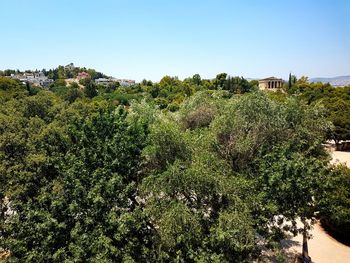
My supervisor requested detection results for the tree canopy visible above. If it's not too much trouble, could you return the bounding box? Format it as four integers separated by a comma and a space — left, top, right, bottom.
0, 71, 349, 262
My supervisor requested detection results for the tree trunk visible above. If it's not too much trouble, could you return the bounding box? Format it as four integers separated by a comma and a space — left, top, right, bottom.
302, 224, 311, 263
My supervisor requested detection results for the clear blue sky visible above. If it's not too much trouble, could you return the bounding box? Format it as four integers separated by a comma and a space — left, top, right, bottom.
1, 0, 349, 81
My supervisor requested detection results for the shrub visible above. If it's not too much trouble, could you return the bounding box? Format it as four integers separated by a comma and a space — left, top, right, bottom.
317, 164, 350, 238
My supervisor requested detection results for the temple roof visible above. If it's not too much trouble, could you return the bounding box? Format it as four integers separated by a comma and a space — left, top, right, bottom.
259, 77, 283, 81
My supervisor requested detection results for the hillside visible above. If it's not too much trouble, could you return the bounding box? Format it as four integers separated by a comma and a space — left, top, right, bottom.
310, 75, 350, 87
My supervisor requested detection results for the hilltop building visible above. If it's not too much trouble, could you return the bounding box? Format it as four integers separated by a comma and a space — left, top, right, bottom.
77, 72, 90, 80
64, 63, 75, 70
258, 77, 284, 91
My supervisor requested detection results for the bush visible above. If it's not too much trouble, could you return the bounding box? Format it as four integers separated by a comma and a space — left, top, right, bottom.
180, 91, 220, 130
183, 105, 216, 129
317, 164, 350, 238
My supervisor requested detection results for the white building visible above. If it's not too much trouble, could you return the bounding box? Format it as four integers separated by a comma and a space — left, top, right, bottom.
95, 77, 135, 87
11, 71, 53, 87
95, 78, 113, 85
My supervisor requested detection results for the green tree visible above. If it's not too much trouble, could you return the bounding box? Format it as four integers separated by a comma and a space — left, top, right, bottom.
0, 77, 28, 102
57, 65, 66, 79
211, 92, 330, 236
65, 87, 83, 103
52, 78, 67, 87
192, 74, 202, 85
0, 77, 22, 90
0, 99, 155, 262
84, 79, 98, 98
288, 72, 292, 89
317, 164, 350, 238
179, 91, 219, 130
107, 81, 120, 91
159, 75, 180, 88
142, 127, 256, 261
213, 73, 227, 88
323, 97, 350, 143
223, 76, 252, 94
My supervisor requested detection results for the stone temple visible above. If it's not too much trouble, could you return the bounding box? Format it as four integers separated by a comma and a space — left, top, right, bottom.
258, 77, 284, 91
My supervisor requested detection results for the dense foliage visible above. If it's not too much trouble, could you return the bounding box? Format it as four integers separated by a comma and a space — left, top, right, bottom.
0, 71, 349, 262
285, 76, 350, 143
317, 164, 350, 238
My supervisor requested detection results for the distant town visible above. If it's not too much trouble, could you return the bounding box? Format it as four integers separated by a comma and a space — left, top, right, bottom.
2, 63, 135, 88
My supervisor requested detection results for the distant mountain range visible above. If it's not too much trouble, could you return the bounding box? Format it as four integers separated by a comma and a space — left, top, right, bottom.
309, 75, 350, 87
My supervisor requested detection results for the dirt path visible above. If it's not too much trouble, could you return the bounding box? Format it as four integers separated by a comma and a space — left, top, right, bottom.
286, 223, 350, 263
331, 150, 350, 167
283, 151, 350, 263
